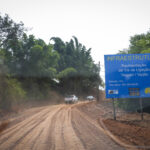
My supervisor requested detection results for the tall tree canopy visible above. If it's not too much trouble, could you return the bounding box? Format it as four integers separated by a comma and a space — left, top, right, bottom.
0, 14, 25, 48
119, 31, 150, 54
0, 13, 102, 110
51, 36, 102, 95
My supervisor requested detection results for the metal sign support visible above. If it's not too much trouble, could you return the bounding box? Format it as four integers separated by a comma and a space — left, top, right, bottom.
112, 98, 116, 120
139, 98, 143, 120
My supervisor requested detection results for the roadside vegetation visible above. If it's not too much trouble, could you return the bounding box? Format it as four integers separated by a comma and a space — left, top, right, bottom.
0, 13, 102, 111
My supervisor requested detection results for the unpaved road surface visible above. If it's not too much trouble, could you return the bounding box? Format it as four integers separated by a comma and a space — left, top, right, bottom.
0, 102, 125, 150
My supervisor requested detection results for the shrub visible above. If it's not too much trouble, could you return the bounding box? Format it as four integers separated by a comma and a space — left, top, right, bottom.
0, 76, 25, 110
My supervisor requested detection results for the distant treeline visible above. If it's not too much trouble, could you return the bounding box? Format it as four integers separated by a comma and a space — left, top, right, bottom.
0, 14, 102, 110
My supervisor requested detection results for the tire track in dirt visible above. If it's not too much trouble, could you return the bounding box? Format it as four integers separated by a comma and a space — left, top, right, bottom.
0, 102, 125, 150
48, 106, 66, 150
48, 105, 85, 150
0, 107, 51, 145
60, 106, 85, 150
0, 105, 64, 150
71, 107, 125, 150
31, 105, 65, 150
0, 106, 51, 138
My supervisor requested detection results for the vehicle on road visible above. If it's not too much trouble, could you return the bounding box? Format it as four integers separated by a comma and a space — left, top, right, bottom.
65, 95, 78, 104
86, 95, 95, 101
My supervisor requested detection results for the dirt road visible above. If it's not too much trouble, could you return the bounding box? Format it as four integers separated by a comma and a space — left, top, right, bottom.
0, 102, 125, 150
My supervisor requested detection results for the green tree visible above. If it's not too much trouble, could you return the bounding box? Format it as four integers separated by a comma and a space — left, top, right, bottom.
0, 76, 25, 110
128, 32, 150, 54
52, 36, 102, 95
0, 13, 25, 48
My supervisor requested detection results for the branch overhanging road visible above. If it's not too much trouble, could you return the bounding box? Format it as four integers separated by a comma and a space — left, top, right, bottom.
0, 102, 125, 150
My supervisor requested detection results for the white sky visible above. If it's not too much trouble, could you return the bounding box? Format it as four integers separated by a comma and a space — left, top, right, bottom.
0, 0, 150, 79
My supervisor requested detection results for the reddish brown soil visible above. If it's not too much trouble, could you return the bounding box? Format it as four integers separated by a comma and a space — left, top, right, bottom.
0, 101, 123, 150
102, 116, 150, 148
103, 119, 150, 146
0, 121, 9, 134
1, 99, 150, 150
79, 100, 150, 149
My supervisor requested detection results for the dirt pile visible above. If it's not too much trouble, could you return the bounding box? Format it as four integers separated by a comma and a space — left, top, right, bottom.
102, 118, 150, 147
0, 120, 9, 134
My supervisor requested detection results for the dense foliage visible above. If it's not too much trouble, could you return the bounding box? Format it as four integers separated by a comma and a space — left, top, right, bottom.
51, 36, 101, 95
0, 14, 102, 110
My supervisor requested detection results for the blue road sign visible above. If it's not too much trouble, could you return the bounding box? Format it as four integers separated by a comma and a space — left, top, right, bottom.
104, 54, 150, 98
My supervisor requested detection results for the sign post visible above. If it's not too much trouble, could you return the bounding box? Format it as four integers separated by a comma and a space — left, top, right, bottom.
139, 98, 143, 120
112, 98, 116, 120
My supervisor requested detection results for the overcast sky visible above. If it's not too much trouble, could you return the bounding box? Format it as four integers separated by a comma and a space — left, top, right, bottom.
0, 0, 150, 79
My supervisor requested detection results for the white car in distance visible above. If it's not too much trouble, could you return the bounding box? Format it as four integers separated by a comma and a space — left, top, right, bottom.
86, 96, 95, 101
65, 95, 78, 104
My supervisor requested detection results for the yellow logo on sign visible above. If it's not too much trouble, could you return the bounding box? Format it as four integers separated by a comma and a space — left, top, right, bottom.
145, 88, 150, 94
